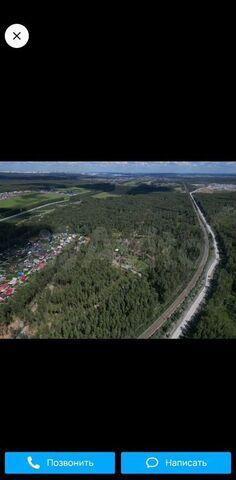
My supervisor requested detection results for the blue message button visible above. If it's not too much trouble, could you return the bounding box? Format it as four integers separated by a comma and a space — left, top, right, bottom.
5, 452, 115, 474
121, 452, 231, 475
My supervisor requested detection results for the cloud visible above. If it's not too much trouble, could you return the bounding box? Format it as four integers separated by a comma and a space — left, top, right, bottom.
0, 160, 236, 174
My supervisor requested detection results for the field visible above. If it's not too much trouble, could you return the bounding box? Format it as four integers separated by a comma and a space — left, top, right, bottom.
92, 192, 121, 199
0, 193, 66, 219
58, 187, 90, 194
122, 180, 140, 186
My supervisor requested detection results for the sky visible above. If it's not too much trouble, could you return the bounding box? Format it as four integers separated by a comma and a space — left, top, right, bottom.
0, 161, 236, 174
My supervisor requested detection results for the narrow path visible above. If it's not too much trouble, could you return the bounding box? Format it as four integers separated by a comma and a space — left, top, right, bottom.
0, 199, 68, 222
138, 190, 212, 339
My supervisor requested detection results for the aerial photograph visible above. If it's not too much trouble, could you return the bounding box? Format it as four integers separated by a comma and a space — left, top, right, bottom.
0, 160, 235, 339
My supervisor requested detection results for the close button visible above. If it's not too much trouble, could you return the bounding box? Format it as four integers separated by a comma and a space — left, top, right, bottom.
5, 24, 29, 48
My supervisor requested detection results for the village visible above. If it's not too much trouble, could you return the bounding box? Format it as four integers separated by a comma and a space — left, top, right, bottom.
0, 234, 145, 303
0, 233, 89, 304
0, 189, 80, 203
192, 183, 236, 193
0, 190, 32, 201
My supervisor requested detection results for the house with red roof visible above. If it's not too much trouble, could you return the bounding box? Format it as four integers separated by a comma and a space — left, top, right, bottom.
0, 284, 8, 293
5, 288, 15, 296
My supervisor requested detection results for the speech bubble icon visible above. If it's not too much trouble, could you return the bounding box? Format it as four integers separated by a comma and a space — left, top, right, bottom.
146, 457, 159, 468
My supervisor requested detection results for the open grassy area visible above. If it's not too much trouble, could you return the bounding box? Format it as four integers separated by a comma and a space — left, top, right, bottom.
127, 255, 149, 272
0, 193, 65, 219
122, 180, 141, 186
92, 192, 122, 199
59, 187, 90, 194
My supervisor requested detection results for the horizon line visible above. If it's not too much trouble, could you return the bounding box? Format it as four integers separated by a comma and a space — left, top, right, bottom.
1, 170, 236, 176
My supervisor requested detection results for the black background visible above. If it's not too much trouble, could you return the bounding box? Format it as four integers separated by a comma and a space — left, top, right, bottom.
0, 4, 235, 479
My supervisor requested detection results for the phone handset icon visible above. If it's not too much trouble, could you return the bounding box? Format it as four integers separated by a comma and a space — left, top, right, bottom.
27, 456, 41, 470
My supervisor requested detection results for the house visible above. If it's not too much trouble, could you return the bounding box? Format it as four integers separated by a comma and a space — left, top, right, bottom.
21, 276, 28, 282
17, 272, 24, 277
5, 287, 15, 296
0, 284, 8, 293
37, 263, 46, 270
9, 278, 18, 286
0, 296, 5, 303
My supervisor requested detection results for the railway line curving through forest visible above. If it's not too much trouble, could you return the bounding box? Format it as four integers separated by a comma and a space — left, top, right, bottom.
139, 189, 220, 339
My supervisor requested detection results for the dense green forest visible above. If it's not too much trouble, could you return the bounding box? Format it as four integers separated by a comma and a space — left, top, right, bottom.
0, 187, 204, 338
185, 192, 236, 338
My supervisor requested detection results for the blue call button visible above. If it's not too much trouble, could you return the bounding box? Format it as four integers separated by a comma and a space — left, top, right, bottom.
121, 452, 231, 475
5, 452, 115, 474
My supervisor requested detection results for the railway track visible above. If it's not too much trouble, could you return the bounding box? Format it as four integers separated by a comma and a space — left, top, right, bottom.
138, 190, 210, 339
